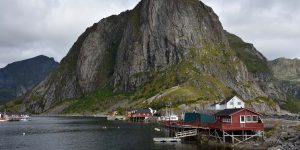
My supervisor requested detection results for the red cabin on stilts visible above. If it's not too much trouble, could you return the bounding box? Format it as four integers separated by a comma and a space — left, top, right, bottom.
212, 108, 264, 131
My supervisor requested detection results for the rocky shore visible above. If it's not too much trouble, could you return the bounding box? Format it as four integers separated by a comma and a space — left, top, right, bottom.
266, 125, 300, 150
247, 118, 300, 150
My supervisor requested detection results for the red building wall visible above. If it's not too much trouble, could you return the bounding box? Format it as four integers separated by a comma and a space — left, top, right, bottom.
214, 109, 264, 131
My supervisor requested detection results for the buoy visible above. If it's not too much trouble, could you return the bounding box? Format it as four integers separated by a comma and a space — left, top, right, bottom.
22, 132, 25, 136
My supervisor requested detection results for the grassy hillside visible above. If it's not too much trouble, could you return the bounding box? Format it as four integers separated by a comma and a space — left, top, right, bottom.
225, 31, 270, 74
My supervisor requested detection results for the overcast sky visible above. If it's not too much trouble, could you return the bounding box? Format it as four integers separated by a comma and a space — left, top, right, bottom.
0, 0, 299, 68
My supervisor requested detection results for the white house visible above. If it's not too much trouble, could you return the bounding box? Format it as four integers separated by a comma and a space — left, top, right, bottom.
210, 96, 245, 110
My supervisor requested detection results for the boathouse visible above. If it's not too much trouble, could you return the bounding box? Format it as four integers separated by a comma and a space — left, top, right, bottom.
127, 108, 156, 122
213, 108, 264, 131
184, 111, 216, 125
210, 96, 245, 110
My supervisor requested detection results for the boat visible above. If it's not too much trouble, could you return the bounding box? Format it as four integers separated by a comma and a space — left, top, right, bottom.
154, 128, 161, 131
20, 118, 30, 121
0, 119, 9, 122
158, 102, 179, 121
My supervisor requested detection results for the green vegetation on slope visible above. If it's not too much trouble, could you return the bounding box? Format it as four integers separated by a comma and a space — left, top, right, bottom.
246, 96, 277, 108
281, 96, 300, 113
131, 42, 235, 110
225, 31, 270, 74
0, 98, 23, 112
62, 88, 128, 114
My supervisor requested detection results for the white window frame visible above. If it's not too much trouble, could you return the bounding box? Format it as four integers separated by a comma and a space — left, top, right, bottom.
240, 115, 245, 123
246, 115, 252, 122
252, 115, 258, 122
222, 117, 231, 123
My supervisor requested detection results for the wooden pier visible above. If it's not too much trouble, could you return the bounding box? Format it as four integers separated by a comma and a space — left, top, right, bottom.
153, 137, 181, 142
175, 129, 198, 138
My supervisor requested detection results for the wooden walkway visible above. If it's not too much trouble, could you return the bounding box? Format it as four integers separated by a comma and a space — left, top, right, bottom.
175, 129, 198, 138
159, 121, 264, 146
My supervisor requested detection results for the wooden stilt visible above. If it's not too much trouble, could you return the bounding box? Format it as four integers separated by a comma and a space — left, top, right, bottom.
232, 131, 234, 144
223, 131, 225, 143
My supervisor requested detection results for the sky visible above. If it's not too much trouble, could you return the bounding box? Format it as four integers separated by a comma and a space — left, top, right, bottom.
0, 0, 299, 68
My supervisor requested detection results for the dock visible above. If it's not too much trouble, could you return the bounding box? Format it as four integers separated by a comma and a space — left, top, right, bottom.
175, 129, 198, 138
153, 137, 181, 142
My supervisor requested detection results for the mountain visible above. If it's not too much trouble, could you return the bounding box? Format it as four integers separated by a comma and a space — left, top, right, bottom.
267, 58, 300, 113
0, 55, 58, 103
269, 58, 300, 82
18, 0, 287, 114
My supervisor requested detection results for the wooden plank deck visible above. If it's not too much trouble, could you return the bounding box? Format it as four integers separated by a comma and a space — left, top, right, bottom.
153, 137, 181, 142
175, 129, 197, 138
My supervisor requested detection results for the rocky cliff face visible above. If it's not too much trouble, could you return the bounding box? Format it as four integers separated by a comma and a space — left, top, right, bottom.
269, 58, 300, 81
0, 55, 58, 103
23, 0, 278, 114
269, 58, 300, 100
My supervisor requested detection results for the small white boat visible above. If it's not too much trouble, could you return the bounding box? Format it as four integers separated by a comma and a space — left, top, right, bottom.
154, 128, 161, 132
0, 119, 9, 122
158, 115, 179, 121
20, 118, 30, 121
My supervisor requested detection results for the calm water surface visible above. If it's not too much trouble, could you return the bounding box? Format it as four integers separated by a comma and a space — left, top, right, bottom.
0, 117, 229, 150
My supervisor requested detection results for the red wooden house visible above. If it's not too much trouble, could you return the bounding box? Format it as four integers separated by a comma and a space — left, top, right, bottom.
212, 108, 264, 131
127, 108, 156, 122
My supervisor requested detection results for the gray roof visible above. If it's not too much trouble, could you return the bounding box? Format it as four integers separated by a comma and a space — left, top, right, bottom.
210, 96, 235, 106
219, 96, 235, 105
215, 108, 243, 116
196, 110, 219, 115
215, 108, 260, 116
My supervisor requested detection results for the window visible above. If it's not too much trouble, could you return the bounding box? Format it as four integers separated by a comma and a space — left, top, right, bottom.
240, 116, 245, 123
230, 102, 234, 105
222, 117, 231, 123
253, 116, 258, 122
237, 102, 241, 105
246, 116, 252, 122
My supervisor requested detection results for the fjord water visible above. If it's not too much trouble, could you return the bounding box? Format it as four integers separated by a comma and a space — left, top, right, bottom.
0, 117, 227, 150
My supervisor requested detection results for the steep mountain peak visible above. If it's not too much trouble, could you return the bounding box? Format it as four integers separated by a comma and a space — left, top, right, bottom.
21, 0, 270, 114
0, 55, 58, 103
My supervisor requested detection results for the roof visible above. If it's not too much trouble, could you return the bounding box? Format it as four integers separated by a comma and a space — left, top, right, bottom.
210, 96, 239, 106
219, 96, 235, 105
210, 102, 219, 106
215, 108, 243, 116
196, 110, 219, 115
215, 108, 261, 116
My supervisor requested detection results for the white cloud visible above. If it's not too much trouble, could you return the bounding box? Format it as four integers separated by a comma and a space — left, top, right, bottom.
202, 0, 300, 60
0, 0, 139, 68
0, 0, 299, 68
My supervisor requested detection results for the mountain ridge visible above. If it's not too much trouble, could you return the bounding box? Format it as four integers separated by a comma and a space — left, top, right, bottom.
0, 55, 58, 103
6, 0, 298, 114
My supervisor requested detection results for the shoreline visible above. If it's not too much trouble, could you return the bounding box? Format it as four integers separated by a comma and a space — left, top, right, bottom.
32, 114, 108, 118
